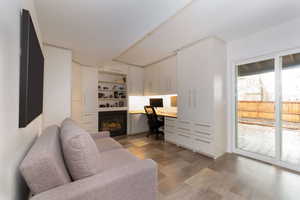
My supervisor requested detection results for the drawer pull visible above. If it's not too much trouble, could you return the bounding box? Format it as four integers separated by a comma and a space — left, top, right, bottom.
179, 121, 190, 124
166, 125, 175, 128
178, 134, 190, 138
195, 123, 211, 127
166, 118, 176, 122
195, 138, 210, 144
165, 131, 174, 134
194, 130, 211, 136
178, 127, 190, 131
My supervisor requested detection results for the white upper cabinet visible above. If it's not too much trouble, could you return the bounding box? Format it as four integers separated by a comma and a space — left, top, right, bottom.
81, 67, 98, 114
128, 66, 144, 96
144, 55, 177, 95
177, 38, 214, 123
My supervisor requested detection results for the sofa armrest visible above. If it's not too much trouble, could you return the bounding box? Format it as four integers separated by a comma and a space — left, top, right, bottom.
90, 131, 110, 140
31, 159, 157, 200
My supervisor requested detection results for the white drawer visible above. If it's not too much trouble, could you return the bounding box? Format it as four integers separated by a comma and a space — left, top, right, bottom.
193, 134, 212, 143
177, 121, 191, 132
192, 130, 212, 139
193, 137, 214, 156
165, 131, 177, 143
177, 133, 193, 147
165, 122, 176, 131
165, 118, 176, 127
193, 122, 212, 133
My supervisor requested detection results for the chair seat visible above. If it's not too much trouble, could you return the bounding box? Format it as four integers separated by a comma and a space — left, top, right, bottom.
94, 138, 122, 153
98, 149, 139, 171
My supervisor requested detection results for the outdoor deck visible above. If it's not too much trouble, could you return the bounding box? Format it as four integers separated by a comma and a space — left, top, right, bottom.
238, 123, 300, 164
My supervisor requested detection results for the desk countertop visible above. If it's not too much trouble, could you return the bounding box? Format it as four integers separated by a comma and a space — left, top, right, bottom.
128, 110, 177, 118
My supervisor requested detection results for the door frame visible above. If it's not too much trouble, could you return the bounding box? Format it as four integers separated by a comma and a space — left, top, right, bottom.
231, 48, 300, 172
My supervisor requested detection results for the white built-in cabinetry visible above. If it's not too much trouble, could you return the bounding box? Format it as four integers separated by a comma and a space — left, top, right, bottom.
144, 55, 177, 95
128, 66, 144, 96
164, 37, 227, 158
71, 62, 82, 123
80, 67, 98, 133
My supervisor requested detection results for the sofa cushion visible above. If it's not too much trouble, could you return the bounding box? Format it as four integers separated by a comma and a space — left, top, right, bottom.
19, 125, 71, 195
60, 118, 101, 180
98, 149, 139, 171
94, 138, 122, 152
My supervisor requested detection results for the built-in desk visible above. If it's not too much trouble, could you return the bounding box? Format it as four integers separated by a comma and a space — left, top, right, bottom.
128, 110, 177, 118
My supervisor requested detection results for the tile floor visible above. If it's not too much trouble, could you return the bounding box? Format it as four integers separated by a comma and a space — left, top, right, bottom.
116, 133, 300, 200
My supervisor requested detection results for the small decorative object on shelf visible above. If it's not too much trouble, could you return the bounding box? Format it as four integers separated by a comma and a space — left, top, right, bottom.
98, 72, 127, 110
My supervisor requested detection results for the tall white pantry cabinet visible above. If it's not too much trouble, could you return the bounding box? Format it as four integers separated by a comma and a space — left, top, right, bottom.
165, 37, 227, 158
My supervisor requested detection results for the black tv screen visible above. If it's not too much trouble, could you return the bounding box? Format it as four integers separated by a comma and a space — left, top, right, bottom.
19, 9, 44, 128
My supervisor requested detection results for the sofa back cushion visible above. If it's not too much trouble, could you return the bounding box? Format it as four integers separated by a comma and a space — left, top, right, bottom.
60, 118, 101, 180
19, 125, 71, 195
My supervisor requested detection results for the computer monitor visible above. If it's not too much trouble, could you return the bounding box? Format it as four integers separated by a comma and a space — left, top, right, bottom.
150, 98, 163, 107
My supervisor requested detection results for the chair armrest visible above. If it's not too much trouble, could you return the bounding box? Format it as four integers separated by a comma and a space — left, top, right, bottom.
90, 131, 110, 140
31, 159, 157, 200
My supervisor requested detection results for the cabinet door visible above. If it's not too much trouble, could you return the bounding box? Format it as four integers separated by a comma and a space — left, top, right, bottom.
81, 67, 98, 113
129, 114, 148, 134
177, 52, 193, 121
177, 39, 213, 124
151, 65, 161, 94
144, 66, 153, 95
128, 67, 144, 96
164, 56, 177, 94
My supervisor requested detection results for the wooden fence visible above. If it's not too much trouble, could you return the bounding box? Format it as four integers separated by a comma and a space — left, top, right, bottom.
238, 101, 300, 123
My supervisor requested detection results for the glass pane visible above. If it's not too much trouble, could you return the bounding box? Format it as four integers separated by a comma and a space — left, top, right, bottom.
237, 59, 276, 157
281, 53, 300, 164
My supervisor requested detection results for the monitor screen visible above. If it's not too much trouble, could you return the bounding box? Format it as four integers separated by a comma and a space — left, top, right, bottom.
150, 98, 163, 107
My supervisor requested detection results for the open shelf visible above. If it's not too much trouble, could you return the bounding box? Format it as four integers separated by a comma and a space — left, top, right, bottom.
98, 80, 126, 85
98, 107, 128, 112
98, 89, 127, 92
98, 98, 127, 101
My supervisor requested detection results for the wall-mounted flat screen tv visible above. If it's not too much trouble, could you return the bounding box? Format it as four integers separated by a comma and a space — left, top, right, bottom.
19, 9, 44, 128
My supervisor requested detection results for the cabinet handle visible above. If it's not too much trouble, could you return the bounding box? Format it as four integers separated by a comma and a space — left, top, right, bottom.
166, 125, 175, 128
193, 89, 197, 108
188, 89, 192, 108
195, 138, 210, 144
195, 123, 211, 127
178, 127, 190, 131
179, 120, 190, 124
165, 131, 174, 134
178, 134, 190, 138
194, 130, 211, 135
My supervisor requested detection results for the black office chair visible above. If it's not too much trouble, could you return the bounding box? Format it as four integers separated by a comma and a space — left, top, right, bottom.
144, 106, 164, 139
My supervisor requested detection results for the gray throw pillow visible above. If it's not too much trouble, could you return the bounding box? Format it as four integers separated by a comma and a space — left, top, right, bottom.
60, 118, 101, 180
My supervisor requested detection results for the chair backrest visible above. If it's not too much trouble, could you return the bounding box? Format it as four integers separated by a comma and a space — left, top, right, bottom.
144, 106, 159, 129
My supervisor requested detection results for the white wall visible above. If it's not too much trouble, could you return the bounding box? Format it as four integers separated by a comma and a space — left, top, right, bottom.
227, 17, 300, 152
0, 0, 43, 200
43, 45, 72, 127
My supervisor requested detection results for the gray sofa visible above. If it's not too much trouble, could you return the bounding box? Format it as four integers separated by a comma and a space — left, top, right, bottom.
19, 118, 157, 200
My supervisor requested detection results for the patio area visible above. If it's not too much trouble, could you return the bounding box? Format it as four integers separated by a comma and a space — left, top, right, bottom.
238, 123, 300, 165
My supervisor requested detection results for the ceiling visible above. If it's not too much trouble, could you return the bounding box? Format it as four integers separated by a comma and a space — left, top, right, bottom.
34, 0, 192, 66
116, 0, 300, 66
35, 0, 300, 67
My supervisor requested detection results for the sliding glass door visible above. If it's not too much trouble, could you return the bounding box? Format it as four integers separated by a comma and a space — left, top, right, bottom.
281, 53, 300, 165
235, 51, 300, 170
236, 59, 276, 158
